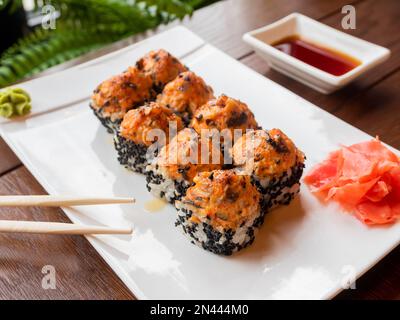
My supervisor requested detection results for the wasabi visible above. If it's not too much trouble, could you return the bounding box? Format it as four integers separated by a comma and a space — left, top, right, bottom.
0, 87, 31, 118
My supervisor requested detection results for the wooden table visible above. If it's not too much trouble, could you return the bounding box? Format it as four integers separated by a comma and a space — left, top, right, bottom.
1, 0, 399, 299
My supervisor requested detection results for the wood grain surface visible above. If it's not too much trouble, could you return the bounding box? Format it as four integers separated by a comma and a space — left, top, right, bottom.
0, 0, 399, 299
0, 167, 132, 299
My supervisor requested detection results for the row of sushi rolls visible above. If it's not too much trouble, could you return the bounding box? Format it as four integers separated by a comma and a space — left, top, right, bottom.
90, 49, 306, 256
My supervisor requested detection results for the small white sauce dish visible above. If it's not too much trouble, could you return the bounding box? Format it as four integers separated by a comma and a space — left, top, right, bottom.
242, 13, 391, 94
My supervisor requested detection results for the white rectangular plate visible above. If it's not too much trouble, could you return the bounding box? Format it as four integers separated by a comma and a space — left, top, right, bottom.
1, 26, 399, 300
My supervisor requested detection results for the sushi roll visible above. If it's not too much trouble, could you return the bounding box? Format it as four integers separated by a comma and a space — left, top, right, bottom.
156, 71, 214, 124
114, 102, 184, 173
175, 169, 262, 255
136, 49, 188, 94
145, 128, 223, 203
190, 94, 259, 163
91, 66, 153, 133
232, 129, 305, 211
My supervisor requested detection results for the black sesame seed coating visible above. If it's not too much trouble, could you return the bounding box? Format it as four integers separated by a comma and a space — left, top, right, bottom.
252, 161, 305, 214
114, 133, 153, 173
173, 161, 304, 255
175, 207, 260, 256
90, 103, 121, 134
145, 169, 191, 204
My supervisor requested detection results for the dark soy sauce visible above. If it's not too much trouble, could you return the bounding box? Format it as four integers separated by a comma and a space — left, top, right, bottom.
272, 35, 361, 76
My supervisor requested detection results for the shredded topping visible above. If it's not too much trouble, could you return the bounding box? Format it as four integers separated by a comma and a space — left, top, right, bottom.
190, 95, 258, 140
120, 102, 183, 146
157, 71, 214, 116
181, 170, 261, 230
232, 129, 304, 177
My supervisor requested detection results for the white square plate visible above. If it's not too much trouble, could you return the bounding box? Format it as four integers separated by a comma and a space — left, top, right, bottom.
243, 13, 391, 94
1, 26, 399, 299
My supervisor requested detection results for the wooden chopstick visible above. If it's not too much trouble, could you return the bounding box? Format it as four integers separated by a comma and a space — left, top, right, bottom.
0, 195, 135, 207
0, 220, 133, 235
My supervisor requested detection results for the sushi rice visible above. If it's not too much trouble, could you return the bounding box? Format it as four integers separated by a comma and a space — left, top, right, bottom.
90, 48, 307, 256
91, 49, 187, 133
175, 170, 263, 255
146, 128, 223, 203
114, 102, 183, 173
232, 128, 305, 214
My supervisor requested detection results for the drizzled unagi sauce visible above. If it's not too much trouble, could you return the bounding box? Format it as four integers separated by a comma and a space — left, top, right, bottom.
144, 198, 167, 212
272, 35, 361, 76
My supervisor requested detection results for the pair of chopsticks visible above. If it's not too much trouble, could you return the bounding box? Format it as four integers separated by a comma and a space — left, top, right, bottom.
0, 196, 134, 235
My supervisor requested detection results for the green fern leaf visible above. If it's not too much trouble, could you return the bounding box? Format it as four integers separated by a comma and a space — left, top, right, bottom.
0, 0, 217, 87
